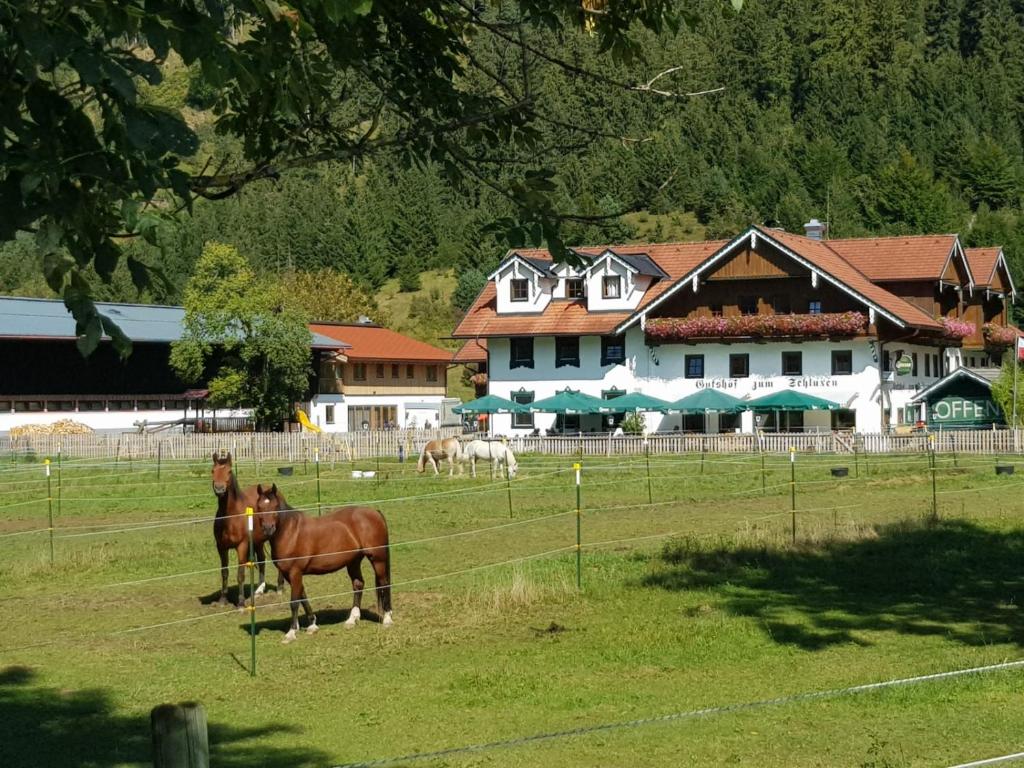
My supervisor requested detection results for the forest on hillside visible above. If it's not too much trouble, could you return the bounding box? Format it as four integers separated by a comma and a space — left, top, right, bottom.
5, 0, 1024, 329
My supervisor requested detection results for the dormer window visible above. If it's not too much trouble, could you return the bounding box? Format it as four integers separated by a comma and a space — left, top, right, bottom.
602, 276, 621, 299
510, 279, 529, 302
566, 278, 585, 299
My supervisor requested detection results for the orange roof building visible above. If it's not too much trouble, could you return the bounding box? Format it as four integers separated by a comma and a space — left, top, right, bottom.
453, 222, 1017, 436
306, 321, 453, 433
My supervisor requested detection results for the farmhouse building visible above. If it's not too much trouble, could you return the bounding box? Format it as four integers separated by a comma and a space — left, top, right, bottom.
0, 297, 449, 435
308, 321, 453, 432
452, 222, 1019, 434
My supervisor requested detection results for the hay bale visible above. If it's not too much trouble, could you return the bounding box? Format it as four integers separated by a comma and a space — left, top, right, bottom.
10, 419, 94, 437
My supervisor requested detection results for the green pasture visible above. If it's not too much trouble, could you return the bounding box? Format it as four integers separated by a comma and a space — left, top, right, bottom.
1, 449, 1024, 767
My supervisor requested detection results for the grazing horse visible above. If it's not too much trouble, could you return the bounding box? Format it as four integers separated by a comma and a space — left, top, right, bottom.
416, 437, 462, 476
210, 452, 281, 607
256, 483, 393, 643
463, 439, 518, 479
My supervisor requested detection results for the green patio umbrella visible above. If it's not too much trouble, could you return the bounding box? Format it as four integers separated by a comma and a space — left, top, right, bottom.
746, 390, 841, 411
452, 394, 527, 414
667, 389, 747, 414
529, 388, 606, 414
598, 391, 673, 413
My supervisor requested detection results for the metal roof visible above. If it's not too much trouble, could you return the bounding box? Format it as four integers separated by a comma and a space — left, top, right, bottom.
0, 296, 347, 349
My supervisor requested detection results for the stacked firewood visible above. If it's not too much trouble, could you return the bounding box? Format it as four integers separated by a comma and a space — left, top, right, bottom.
10, 419, 94, 437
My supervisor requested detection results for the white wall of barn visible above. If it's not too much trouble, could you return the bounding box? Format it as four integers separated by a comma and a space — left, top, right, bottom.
0, 406, 249, 435
485, 330, 948, 435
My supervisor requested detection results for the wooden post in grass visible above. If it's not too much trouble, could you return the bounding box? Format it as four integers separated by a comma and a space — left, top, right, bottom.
56, 445, 62, 519
315, 449, 322, 517
644, 438, 653, 505
929, 435, 938, 523
853, 443, 859, 478
246, 506, 256, 677
952, 432, 958, 468
157, 441, 162, 481
574, 462, 582, 590
45, 459, 54, 566
151, 702, 209, 768
789, 446, 797, 544
700, 438, 706, 475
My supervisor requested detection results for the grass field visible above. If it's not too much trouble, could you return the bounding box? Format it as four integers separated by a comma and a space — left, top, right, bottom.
1, 449, 1024, 767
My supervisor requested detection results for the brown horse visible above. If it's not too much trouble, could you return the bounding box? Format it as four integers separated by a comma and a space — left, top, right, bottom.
256, 483, 393, 644
210, 452, 281, 607
416, 436, 462, 476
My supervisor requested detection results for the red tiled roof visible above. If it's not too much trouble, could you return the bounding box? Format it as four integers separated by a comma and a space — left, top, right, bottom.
757, 228, 944, 330
964, 247, 1001, 287
453, 241, 726, 338
453, 338, 488, 364
826, 235, 959, 282
453, 229, 984, 339
310, 323, 452, 362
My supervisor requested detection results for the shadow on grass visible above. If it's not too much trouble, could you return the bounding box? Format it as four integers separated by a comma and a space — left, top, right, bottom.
643, 519, 1024, 650
0, 665, 330, 768
242, 607, 386, 637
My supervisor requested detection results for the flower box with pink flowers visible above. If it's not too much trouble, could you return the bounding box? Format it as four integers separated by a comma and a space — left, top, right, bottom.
940, 318, 976, 340
982, 323, 1018, 347
645, 312, 868, 342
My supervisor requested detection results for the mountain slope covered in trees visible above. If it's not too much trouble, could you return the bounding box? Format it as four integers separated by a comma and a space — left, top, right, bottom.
5, 0, 1024, 328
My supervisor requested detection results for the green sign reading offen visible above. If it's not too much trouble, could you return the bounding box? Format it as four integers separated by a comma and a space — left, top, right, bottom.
929, 396, 1003, 426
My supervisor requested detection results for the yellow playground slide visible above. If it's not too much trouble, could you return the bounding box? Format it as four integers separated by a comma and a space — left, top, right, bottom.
296, 409, 322, 432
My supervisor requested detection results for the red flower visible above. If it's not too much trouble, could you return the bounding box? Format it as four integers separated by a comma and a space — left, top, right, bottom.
645, 312, 867, 341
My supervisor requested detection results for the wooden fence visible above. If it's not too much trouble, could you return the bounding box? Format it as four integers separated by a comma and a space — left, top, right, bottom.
0, 428, 462, 462
2, 428, 1022, 460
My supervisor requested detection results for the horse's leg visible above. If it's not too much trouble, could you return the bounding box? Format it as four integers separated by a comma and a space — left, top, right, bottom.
300, 588, 317, 634
235, 540, 248, 609
282, 570, 303, 644
470, 454, 476, 479
254, 542, 267, 596
429, 454, 439, 475
369, 553, 393, 626
217, 547, 229, 605
345, 560, 364, 628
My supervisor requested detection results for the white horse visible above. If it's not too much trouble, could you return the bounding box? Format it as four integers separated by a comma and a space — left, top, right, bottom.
463, 439, 518, 479
416, 437, 463, 477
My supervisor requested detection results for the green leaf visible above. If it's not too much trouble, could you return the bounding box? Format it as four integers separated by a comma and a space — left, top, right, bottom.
126, 256, 150, 292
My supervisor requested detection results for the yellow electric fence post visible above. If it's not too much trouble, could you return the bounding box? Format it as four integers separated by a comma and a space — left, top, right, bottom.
574, 462, 582, 590
45, 459, 53, 565
789, 446, 797, 544
246, 506, 256, 677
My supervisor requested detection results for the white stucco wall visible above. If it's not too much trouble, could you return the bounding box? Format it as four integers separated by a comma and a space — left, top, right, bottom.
486, 331, 948, 435
0, 406, 250, 435
494, 261, 551, 314
309, 394, 446, 433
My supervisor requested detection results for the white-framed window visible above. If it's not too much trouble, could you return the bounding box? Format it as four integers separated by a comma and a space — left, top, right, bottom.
602, 275, 621, 299
510, 279, 529, 302
325, 405, 335, 424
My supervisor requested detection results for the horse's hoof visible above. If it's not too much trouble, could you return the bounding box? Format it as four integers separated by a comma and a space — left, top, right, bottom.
306, 622, 319, 635
344, 606, 361, 628
254, 582, 267, 597
382, 611, 393, 627
236, 603, 247, 612
282, 629, 298, 644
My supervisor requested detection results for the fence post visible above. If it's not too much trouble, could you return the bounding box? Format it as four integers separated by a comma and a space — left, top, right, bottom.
644, 438, 653, 505
853, 442, 859, 478
952, 432, 958, 468
929, 435, 938, 523
789, 446, 796, 544
151, 702, 209, 768
700, 438, 706, 475
157, 441, 162, 481
56, 444, 62, 519
45, 459, 54, 566
315, 449, 322, 517
246, 506, 256, 677
574, 461, 582, 590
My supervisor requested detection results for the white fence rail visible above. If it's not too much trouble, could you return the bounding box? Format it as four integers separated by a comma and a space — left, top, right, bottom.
0, 428, 462, 462
1, 428, 1022, 460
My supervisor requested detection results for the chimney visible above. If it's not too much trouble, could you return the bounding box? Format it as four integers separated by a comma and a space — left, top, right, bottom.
804, 218, 827, 240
